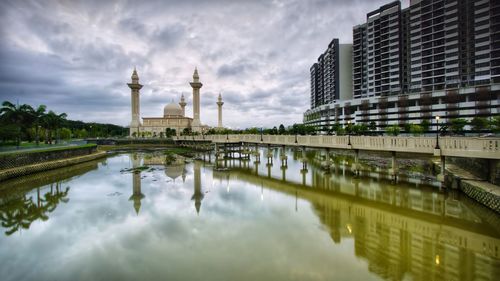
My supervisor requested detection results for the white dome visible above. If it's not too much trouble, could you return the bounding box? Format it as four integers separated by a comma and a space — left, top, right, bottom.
164, 102, 182, 117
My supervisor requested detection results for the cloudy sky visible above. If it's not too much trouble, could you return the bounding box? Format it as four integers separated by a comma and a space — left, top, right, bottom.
0, 0, 396, 128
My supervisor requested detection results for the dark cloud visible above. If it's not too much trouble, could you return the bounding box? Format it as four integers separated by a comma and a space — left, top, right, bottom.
0, 0, 391, 127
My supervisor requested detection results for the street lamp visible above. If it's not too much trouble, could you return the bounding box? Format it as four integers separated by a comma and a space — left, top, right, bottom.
435, 116, 440, 149
260, 125, 263, 142
347, 120, 351, 146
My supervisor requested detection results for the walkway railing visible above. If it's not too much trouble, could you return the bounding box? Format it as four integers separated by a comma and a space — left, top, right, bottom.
174, 134, 500, 159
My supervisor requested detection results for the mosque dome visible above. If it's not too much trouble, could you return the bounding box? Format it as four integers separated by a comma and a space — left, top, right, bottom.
164, 102, 183, 117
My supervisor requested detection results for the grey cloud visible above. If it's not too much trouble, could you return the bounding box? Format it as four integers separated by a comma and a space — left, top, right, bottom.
0, 0, 390, 127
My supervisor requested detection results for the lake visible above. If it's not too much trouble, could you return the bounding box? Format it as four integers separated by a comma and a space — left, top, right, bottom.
0, 148, 499, 281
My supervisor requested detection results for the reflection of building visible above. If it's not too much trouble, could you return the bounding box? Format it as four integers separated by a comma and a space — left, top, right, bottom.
216, 168, 500, 281
143, 154, 186, 182
192, 161, 204, 214
129, 154, 145, 214
128, 68, 219, 136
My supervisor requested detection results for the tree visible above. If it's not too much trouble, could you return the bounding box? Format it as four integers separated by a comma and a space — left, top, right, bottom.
181, 127, 192, 136
352, 124, 368, 135
403, 123, 411, 133
30, 105, 47, 146
490, 116, 500, 134
369, 121, 377, 133
42, 111, 67, 144
278, 124, 286, 135
386, 125, 400, 136
420, 119, 431, 133
165, 128, 177, 137
470, 117, 488, 135
60, 128, 72, 140
449, 118, 467, 135
0, 101, 34, 148
409, 124, 424, 136
271, 126, 278, 135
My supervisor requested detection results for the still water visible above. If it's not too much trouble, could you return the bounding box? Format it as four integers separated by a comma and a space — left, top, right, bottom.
0, 149, 499, 281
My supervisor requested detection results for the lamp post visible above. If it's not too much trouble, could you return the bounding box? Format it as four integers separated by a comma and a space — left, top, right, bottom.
435, 116, 440, 149
347, 120, 351, 146
260, 125, 263, 142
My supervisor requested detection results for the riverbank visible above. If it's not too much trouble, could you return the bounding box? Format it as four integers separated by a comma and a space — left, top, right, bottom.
0, 144, 102, 182
0, 151, 107, 182
439, 162, 500, 213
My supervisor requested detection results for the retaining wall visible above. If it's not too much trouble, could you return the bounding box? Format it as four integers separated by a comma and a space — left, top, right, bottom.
0, 144, 97, 170
0, 151, 107, 182
460, 180, 500, 213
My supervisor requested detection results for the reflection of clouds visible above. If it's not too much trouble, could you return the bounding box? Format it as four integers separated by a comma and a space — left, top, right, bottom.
5, 152, 499, 281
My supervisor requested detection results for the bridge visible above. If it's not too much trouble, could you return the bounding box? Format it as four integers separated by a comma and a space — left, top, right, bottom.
175, 134, 500, 185
174, 134, 500, 159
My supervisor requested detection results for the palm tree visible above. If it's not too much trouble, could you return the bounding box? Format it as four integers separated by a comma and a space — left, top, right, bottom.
0, 195, 35, 235
30, 105, 47, 146
0, 101, 34, 148
42, 110, 67, 144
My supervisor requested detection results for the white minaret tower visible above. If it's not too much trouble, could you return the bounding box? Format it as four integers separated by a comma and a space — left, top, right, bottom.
190, 68, 203, 132
128, 67, 143, 137
216, 92, 224, 128
179, 93, 187, 117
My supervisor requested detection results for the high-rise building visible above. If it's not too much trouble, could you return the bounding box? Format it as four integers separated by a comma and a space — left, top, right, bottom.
304, 0, 499, 132
310, 39, 353, 109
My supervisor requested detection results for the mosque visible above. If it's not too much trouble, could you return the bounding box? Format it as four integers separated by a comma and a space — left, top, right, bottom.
127, 67, 224, 137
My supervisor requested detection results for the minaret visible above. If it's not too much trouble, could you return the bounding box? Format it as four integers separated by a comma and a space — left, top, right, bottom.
189, 68, 203, 132
216, 92, 224, 129
127, 67, 143, 137
179, 93, 187, 117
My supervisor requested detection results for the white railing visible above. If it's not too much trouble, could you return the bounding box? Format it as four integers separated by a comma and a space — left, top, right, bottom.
174, 134, 500, 159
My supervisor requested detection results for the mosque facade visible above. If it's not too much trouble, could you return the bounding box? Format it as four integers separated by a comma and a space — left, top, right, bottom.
127, 67, 223, 137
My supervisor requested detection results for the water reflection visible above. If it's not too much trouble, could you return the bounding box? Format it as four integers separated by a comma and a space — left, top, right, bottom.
0, 151, 498, 281
0, 160, 99, 236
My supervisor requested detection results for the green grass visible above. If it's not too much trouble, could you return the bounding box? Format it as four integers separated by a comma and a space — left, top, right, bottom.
0, 144, 97, 156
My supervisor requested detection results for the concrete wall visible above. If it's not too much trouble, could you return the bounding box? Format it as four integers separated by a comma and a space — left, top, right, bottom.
449, 157, 500, 185
339, 44, 353, 101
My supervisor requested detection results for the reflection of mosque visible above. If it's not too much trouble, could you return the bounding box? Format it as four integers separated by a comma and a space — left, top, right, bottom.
129, 153, 203, 215
212, 156, 500, 281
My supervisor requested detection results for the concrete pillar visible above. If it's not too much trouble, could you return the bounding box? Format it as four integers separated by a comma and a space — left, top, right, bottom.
267, 162, 272, 178
267, 144, 273, 165
280, 145, 287, 167
324, 148, 331, 171
354, 149, 360, 176
391, 151, 398, 181
301, 169, 307, 186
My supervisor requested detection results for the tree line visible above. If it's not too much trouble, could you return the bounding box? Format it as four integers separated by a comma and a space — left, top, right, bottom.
0, 101, 127, 146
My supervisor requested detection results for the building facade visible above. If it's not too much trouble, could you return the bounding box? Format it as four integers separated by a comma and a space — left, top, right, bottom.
304, 0, 500, 132
310, 39, 353, 109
